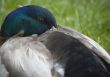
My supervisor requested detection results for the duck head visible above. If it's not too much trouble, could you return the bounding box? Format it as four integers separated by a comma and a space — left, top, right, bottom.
0, 5, 57, 40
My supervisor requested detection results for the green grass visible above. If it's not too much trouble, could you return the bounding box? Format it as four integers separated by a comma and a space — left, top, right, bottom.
0, 0, 110, 52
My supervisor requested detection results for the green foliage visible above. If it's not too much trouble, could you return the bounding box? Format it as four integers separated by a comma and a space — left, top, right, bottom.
0, 0, 110, 52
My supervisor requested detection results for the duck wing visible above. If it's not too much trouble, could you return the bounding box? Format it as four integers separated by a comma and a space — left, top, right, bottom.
57, 26, 110, 63
38, 26, 110, 77
57, 26, 110, 71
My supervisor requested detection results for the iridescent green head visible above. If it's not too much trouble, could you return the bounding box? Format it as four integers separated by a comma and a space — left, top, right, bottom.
0, 5, 57, 38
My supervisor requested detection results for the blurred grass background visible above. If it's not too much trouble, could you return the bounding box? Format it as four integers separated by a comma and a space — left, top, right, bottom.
0, 0, 110, 52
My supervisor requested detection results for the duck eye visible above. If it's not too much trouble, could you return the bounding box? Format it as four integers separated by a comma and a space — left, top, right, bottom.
37, 16, 44, 22
32, 15, 49, 25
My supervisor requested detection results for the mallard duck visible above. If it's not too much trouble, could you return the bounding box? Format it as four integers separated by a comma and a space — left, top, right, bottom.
0, 5, 110, 77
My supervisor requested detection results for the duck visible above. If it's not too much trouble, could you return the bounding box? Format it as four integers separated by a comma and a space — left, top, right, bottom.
0, 5, 110, 77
